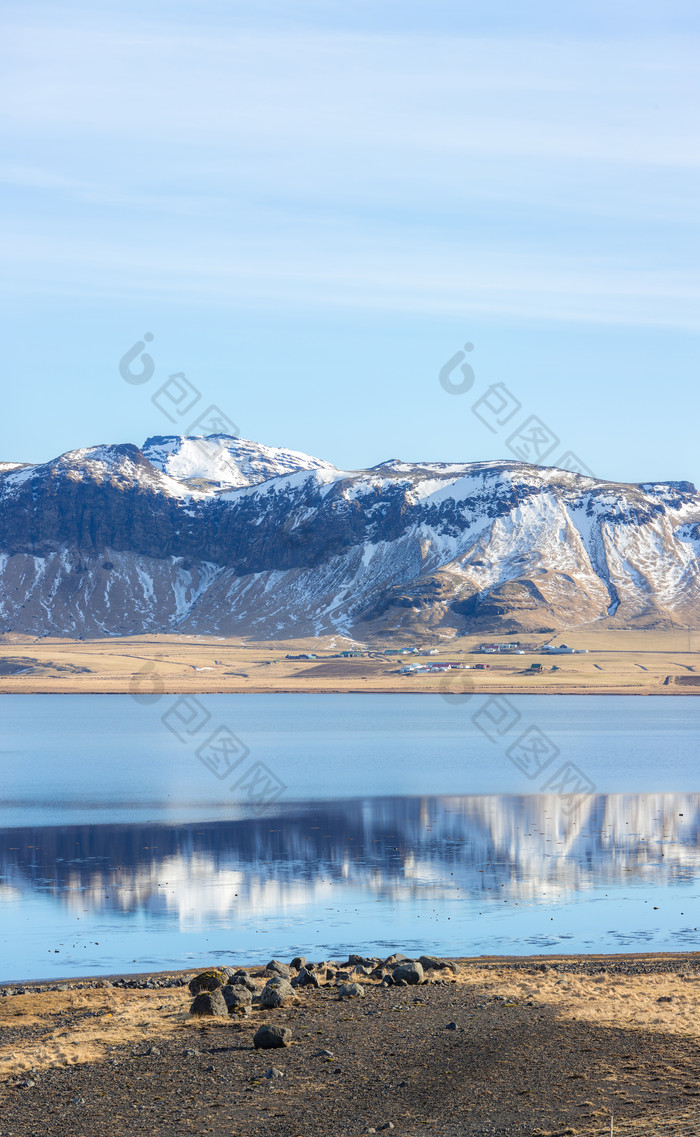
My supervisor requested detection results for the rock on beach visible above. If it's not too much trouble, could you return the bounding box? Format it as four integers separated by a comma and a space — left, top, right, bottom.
189, 988, 228, 1017
254, 1024, 292, 1049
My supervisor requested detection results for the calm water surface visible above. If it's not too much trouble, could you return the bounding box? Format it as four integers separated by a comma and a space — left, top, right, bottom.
0, 694, 698, 980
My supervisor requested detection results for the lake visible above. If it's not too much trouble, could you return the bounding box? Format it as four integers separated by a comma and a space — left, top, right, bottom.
1, 694, 699, 981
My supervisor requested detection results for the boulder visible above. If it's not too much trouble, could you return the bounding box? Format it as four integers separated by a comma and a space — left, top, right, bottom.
266, 959, 292, 979
222, 984, 252, 1010
259, 978, 296, 1008
383, 953, 410, 968
291, 967, 320, 989
337, 982, 365, 999
290, 956, 306, 970
392, 961, 424, 985
348, 954, 376, 968
189, 988, 228, 1017
188, 970, 225, 996
254, 1024, 292, 1049
419, 956, 459, 975
230, 975, 256, 992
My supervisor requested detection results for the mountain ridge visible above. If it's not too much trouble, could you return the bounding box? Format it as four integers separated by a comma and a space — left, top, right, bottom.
0, 434, 698, 639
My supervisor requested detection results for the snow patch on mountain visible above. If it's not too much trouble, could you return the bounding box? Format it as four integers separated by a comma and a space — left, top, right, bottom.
142, 434, 336, 492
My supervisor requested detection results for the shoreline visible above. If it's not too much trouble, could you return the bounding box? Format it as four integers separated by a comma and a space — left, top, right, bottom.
3, 949, 699, 989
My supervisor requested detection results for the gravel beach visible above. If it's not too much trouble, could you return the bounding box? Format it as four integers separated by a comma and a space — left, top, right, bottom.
2, 952, 700, 1137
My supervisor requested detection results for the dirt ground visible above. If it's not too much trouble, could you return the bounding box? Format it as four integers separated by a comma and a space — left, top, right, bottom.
0, 629, 699, 695
2, 953, 700, 1136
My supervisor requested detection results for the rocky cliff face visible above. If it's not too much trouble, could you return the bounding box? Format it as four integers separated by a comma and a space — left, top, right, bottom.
0, 434, 698, 638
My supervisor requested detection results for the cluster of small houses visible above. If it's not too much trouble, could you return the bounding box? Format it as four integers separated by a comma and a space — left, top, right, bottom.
474, 641, 587, 656
285, 642, 588, 676
397, 642, 588, 676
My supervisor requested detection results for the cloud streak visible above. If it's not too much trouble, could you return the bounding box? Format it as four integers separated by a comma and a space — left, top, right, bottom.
1, 11, 698, 326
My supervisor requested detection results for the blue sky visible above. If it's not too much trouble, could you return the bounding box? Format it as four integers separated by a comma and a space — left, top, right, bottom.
2, 0, 699, 483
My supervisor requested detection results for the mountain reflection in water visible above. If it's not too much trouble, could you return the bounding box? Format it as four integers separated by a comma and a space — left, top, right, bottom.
2, 793, 699, 928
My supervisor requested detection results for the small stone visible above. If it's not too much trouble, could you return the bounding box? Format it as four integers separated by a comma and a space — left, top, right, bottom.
184, 1048, 200, 1057
311, 1048, 334, 1058
445, 1022, 457, 1030
337, 982, 365, 999
254, 1024, 292, 1049
145, 1045, 161, 1056
378, 1124, 395, 1131
265, 1067, 285, 1078
189, 988, 228, 1017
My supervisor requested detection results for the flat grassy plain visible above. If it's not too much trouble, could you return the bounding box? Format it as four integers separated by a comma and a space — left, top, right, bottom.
0, 628, 699, 694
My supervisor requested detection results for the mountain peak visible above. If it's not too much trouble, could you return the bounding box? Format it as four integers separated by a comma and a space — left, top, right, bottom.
141, 434, 335, 492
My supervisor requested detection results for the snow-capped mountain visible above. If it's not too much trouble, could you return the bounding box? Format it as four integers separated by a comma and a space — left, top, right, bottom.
0, 434, 698, 638
141, 434, 335, 491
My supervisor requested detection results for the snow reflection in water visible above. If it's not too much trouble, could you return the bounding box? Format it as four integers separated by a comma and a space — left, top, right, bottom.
1, 791, 699, 980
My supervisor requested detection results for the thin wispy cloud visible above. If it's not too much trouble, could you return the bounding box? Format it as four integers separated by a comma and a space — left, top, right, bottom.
1, 8, 698, 326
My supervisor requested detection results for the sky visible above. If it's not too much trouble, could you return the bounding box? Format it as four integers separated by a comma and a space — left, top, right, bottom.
2, 0, 699, 484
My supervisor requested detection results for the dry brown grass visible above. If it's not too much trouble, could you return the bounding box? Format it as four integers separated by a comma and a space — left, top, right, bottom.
0, 628, 698, 694
0, 986, 193, 1078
